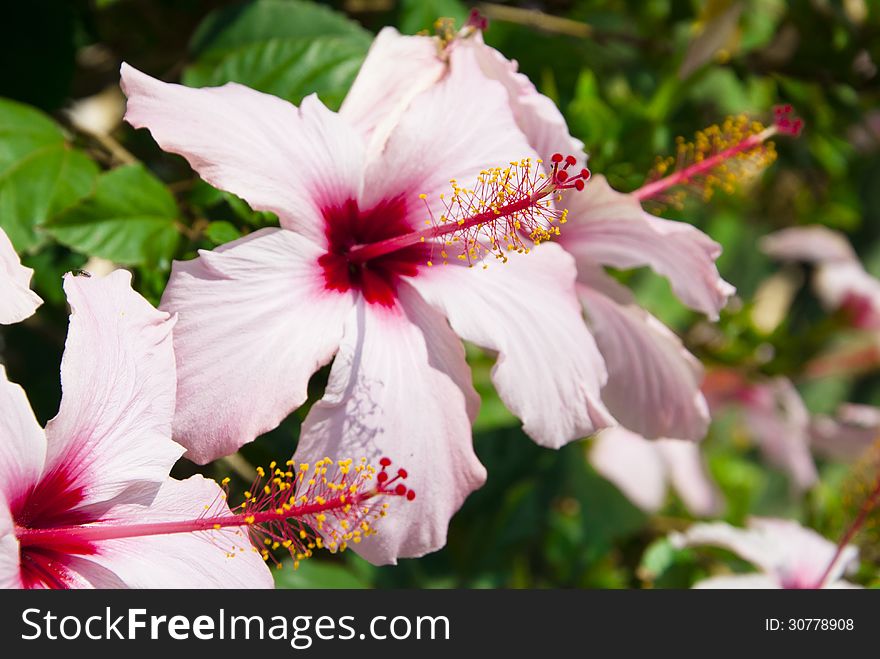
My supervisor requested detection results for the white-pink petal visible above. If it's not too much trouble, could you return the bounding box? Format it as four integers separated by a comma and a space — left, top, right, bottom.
559, 175, 735, 319
0, 496, 22, 589
590, 428, 667, 513
411, 243, 612, 448
578, 282, 710, 441
456, 34, 586, 161
339, 27, 447, 158
73, 476, 274, 588
43, 271, 183, 508
0, 227, 42, 324
659, 439, 722, 517
160, 229, 354, 463
121, 64, 364, 247
590, 427, 721, 516
0, 365, 47, 507
294, 293, 486, 565
361, 43, 536, 220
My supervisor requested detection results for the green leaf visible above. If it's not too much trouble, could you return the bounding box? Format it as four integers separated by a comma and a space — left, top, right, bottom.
43, 164, 180, 268
399, 0, 468, 35
184, 36, 368, 111
274, 559, 371, 589
0, 98, 99, 252
190, 0, 371, 63
205, 220, 242, 246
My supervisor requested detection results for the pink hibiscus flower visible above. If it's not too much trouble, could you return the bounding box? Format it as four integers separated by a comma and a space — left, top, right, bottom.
0, 226, 42, 324
1, 271, 274, 588
3, 271, 407, 587
671, 517, 860, 589
121, 40, 613, 563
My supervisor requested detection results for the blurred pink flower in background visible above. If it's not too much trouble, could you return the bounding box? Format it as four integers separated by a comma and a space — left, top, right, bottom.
810, 403, 880, 461
761, 225, 880, 330
671, 517, 860, 588
121, 44, 612, 564
704, 373, 818, 491
0, 226, 42, 324
590, 427, 722, 516
1, 271, 272, 588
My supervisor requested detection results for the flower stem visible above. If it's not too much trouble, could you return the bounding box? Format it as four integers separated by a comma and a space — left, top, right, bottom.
15, 491, 375, 547
346, 194, 543, 263
814, 473, 880, 588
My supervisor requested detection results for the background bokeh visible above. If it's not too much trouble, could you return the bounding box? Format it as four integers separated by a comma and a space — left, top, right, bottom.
2, 0, 879, 587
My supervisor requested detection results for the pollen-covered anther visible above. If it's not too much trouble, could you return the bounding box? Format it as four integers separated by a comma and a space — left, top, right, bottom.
636, 110, 798, 207
773, 104, 804, 137
418, 154, 590, 266
223, 456, 414, 569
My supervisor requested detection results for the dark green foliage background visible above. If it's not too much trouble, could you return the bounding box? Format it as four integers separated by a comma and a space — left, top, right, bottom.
2, 0, 879, 588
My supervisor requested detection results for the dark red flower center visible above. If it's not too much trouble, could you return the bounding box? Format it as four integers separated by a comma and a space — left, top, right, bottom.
11, 467, 97, 589
318, 197, 430, 307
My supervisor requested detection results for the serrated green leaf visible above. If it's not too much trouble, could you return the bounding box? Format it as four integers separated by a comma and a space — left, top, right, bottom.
0, 98, 99, 252
399, 0, 468, 35
183, 36, 368, 111
43, 164, 179, 268
190, 0, 371, 63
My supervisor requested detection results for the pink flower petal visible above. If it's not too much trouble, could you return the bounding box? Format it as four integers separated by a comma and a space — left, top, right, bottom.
70, 475, 274, 588
658, 439, 722, 517
294, 292, 486, 565
590, 427, 667, 513
339, 27, 446, 157
0, 227, 42, 324
161, 229, 354, 463
0, 497, 23, 588
760, 225, 857, 264
411, 243, 612, 448
0, 365, 46, 507
361, 44, 536, 220
42, 271, 182, 508
458, 34, 586, 161
559, 175, 735, 319
121, 63, 364, 246
578, 282, 710, 441
590, 427, 721, 516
